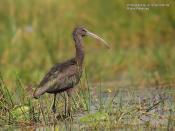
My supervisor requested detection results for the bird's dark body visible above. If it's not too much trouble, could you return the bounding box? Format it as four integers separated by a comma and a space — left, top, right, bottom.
34, 58, 82, 96
33, 27, 85, 98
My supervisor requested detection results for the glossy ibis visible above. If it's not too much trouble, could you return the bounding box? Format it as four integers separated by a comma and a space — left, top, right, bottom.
33, 26, 110, 115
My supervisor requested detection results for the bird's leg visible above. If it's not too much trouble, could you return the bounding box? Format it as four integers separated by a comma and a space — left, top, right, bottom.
52, 93, 57, 113
64, 92, 67, 116
66, 88, 73, 117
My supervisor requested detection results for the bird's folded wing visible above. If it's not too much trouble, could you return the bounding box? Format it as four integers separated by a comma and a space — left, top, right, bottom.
33, 77, 58, 98
33, 64, 79, 98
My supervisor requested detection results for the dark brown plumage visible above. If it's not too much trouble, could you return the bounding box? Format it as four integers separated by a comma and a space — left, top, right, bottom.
33, 26, 109, 115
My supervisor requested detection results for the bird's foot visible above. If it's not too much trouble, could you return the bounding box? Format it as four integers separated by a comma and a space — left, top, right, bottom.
67, 113, 73, 120
55, 113, 72, 120
63, 110, 73, 120
67, 111, 71, 117
52, 105, 56, 113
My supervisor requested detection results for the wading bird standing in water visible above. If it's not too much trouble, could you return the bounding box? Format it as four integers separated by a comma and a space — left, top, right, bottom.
33, 26, 110, 116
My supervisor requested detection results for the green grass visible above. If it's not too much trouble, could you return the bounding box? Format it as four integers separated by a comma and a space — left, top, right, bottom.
0, 74, 174, 129
0, 0, 175, 129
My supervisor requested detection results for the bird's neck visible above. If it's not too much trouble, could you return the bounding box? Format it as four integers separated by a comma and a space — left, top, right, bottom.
73, 33, 84, 66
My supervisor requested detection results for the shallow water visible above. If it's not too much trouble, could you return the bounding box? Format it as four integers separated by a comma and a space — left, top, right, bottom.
94, 83, 175, 126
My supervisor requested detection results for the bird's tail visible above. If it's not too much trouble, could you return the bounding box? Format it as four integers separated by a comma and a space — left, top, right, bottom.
33, 87, 46, 99
33, 89, 41, 99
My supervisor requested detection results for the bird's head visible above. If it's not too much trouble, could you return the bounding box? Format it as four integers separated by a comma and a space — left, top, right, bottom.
73, 26, 110, 49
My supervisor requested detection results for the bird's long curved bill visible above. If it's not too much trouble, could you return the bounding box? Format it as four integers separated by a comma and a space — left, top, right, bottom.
86, 31, 110, 49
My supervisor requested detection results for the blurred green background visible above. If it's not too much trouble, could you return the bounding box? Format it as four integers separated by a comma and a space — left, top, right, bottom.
0, 0, 175, 87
